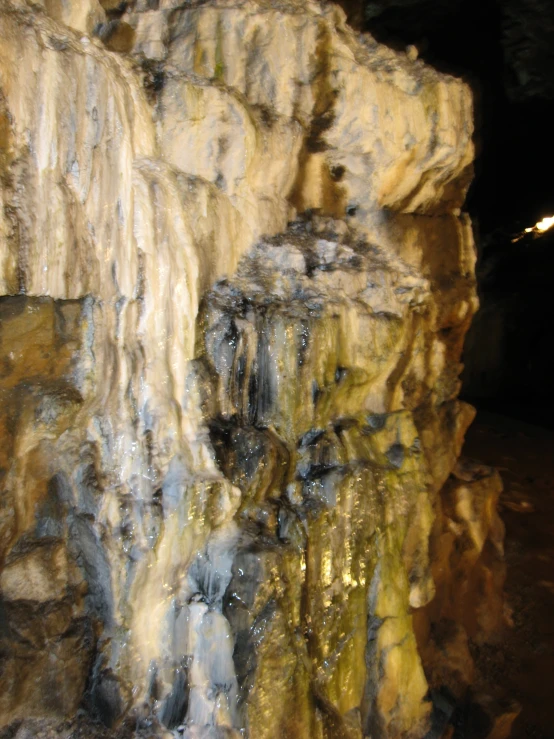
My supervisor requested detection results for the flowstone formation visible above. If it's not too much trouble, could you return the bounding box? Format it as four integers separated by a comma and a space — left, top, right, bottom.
0, 1, 506, 737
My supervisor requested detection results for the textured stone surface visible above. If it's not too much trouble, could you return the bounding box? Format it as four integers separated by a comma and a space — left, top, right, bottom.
202, 221, 435, 737
413, 459, 506, 698
0, 1, 504, 737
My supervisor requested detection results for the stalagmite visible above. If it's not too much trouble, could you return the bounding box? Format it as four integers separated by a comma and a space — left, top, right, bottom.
0, 1, 505, 737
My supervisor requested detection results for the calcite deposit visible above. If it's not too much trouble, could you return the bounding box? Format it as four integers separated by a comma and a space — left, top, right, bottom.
0, 1, 504, 737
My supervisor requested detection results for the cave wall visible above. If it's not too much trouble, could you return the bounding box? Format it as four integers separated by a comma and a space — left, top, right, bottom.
0, 1, 505, 737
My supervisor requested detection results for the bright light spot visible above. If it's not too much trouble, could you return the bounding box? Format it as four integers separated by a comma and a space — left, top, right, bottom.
514, 214, 554, 241
535, 215, 554, 232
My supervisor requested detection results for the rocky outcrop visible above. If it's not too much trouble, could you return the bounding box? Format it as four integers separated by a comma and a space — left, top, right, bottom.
0, 1, 504, 737
414, 460, 506, 697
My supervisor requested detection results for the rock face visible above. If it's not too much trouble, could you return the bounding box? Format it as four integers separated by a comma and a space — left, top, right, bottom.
0, 1, 503, 737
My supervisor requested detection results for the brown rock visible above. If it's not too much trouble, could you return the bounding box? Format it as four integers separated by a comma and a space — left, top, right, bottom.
102, 21, 136, 53
0, 540, 69, 602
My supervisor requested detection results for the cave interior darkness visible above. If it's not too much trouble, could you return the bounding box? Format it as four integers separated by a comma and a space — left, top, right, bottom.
340, 0, 554, 428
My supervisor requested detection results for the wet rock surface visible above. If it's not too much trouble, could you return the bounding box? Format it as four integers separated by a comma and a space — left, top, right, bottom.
199, 221, 436, 738
0, 1, 504, 737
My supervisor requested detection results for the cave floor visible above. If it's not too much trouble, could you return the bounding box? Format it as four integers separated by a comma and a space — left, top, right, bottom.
464, 412, 554, 739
